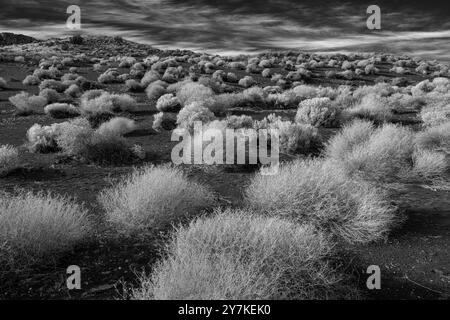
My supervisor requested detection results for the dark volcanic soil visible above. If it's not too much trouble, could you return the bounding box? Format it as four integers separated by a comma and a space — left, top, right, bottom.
0, 37, 449, 300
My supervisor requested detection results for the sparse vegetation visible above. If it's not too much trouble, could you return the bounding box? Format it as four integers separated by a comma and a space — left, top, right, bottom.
0, 191, 91, 267
98, 165, 216, 235
132, 209, 348, 300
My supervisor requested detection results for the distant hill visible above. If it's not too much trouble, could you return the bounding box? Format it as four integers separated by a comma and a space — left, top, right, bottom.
0, 33, 36, 46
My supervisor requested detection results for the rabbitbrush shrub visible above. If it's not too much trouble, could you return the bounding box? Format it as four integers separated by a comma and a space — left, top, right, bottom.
99, 165, 216, 235
325, 120, 416, 181
0, 145, 19, 176
246, 159, 397, 244
9, 92, 47, 115
132, 209, 348, 300
0, 191, 91, 267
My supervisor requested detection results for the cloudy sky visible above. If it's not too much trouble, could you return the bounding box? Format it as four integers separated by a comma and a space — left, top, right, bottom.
0, 0, 449, 61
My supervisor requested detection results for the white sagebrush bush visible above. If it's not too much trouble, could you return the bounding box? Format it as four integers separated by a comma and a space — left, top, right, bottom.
98, 165, 216, 235
96, 117, 137, 136
238, 76, 256, 88
325, 120, 415, 181
0, 77, 7, 89
0, 191, 91, 266
246, 159, 397, 244
133, 209, 348, 300
295, 97, 340, 127
146, 84, 167, 101
56, 118, 94, 156
80, 91, 136, 114
22, 75, 40, 86
411, 149, 448, 179
255, 114, 321, 155
0, 145, 19, 175
152, 112, 177, 131
419, 100, 450, 127
9, 92, 47, 115
345, 94, 393, 122
44, 103, 80, 119
26, 122, 64, 152
415, 121, 450, 152
156, 94, 181, 112
176, 82, 214, 106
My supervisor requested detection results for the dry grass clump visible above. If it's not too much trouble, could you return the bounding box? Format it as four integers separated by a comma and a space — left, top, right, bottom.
22, 75, 40, 86
80, 90, 136, 114
98, 165, 216, 236
0, 191, 91, 267
156, 94, 181, 112
419, 100, 450, 127
255, 114, 321, 155
0, 77, 7, 89
152, 112, 177, 131
415, 121, 450, 152
132, 209, 348, 300
344, 94, 393, 122
411, 149, 448, 179
0, 145, 19, 176
246, 159, 397, 244
44, 103, 80, 119
9, 92, 47, 115
296, 97, 341, 127
26, 122, 63, 153
325, 120, 415, 181
176, 101, 216, 133
176, 82, 214, 106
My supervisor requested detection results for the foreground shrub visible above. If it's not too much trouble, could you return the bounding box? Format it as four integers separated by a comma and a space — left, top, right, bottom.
0, 145, 19, 176
0, 191, 91, 267
420, 101, 450, 127
246, 159, 397, 244
98, 165, 216, 235
132, 209, 349, 300
415, 121, 450, 152
96, 117, 136, 136
9, 92, 47, 115
295, 97, 340, 127
176, 82, 213, 106
44, 103, 80, 119
325, 120, 415, 181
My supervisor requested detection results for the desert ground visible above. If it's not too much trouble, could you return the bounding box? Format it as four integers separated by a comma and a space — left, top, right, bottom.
0, 34, 449, 300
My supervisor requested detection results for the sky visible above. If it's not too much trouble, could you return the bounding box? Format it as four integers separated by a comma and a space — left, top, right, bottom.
0, 0, 449, 61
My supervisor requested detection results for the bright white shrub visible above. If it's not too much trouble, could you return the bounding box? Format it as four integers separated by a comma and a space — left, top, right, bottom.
176, 101, 216, 133
44, 103, 80, 119
246, 159, 397, 244
98, 165, 216, 235
176, 82, 214, 106
295, 97, 340, 127
152, 112, 177, 131
22, 75, 40, 86
411, 149, 448, 179
156, 94, 181, 112
145, 84, 167, 101
325, 121, 415, 181
238, 76, 256, 88
9, 92, 47, 115
345, 94, 393, 122
415, 121, 450, 152
0, 191, 91, 266
133, 209, 349, 300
